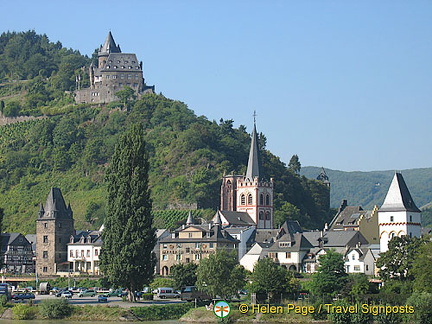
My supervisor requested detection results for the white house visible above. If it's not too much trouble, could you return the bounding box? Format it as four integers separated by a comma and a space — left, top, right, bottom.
67, 230, 102, 275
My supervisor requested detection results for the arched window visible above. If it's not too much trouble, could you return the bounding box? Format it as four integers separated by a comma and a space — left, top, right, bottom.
248, 194, 253, 205
259, 211, 264, 220
240, 194, 246, 205
265, 211, 271, 220
260, 194, 264, 205
266, 194, 270, 205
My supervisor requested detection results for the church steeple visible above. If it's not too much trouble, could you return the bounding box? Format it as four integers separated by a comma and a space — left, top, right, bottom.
380, 172, 421, 213
246, 116, 260, 180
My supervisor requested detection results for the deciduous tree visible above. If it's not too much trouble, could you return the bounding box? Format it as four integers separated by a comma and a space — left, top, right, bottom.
196, 249, 246, 299
100, 123, 156, 302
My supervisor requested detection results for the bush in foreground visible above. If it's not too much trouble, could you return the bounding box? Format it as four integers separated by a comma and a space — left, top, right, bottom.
39, 298, 72, 319
131, 303, 194, 321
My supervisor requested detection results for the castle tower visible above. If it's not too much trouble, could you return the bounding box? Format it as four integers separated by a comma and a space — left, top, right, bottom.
98, 31, 121, 68
220, 120, 274, 229
36, 188, 74, 275
378, 173, 421, 253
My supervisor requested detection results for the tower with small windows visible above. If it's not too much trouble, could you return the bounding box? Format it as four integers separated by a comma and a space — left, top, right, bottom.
220, 121, 274, 229
36, 188, 74, 275
378, 173, 421, 253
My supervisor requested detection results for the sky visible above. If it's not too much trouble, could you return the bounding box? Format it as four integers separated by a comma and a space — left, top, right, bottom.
1, 1, 431, 172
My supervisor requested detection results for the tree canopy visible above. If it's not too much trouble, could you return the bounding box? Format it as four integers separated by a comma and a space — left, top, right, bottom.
196, 249, 246, 299
100, 123, 156, 301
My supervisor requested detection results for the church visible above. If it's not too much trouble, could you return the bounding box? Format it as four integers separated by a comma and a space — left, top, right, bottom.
74, 32, 154, 104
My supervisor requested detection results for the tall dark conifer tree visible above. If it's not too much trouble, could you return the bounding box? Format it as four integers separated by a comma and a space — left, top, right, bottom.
100, 123, 156, 301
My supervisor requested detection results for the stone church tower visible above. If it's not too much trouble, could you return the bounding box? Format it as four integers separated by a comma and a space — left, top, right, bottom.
36, 188, 74, 275
378, 173, 421, 253
220, 122, 274, 228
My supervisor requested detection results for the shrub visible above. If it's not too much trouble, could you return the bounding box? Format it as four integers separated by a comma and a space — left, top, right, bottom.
39, 298, 72, 319
141, 293, 153, 300
0, 295, 8, 307
12, 304, 37, 320
131, 303, 194, 321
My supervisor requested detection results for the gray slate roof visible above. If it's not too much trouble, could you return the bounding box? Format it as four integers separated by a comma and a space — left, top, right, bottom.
217, 210, 255, 226
379, 172, 421, 213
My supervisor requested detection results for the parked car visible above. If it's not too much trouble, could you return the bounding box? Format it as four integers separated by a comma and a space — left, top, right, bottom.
156, 287, 180, 299
60, 291, 73, 298
180, 286, 211, 302
98, 295, 108, 303
78, 289, 96, 297
12, 293, 35, 300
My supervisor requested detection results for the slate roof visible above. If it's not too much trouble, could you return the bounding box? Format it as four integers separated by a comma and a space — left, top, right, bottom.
379, 172, 421, 213
267, 233, 314, 252
69, 230, 102, 245
246, 122, 260, 180
303, 230, 369, 248
40, 188, 72, 219
101, 53, 142, 72
216, 210, 255, 226
99, 31, 121, 55
329, 205, 365, 231
160, 223, 239, 244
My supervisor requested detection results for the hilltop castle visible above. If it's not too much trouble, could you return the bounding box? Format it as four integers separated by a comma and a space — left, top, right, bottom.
74, 32, 154, 104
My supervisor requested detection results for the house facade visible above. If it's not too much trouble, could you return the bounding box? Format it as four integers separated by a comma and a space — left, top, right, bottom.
0, 233, 34, 274
158, 214, 239, 276
67, 230, 102, 275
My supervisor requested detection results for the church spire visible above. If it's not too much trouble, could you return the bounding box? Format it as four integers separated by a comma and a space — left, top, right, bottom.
246, 112, 260, 180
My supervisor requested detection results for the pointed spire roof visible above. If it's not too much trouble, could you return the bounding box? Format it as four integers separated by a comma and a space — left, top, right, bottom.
246, 121, 260, 180
186, 211, 195, 225
214, 211, 222, 225
379, 173, 421, 213
99, 31, 121, 55
42, 188, 72, 218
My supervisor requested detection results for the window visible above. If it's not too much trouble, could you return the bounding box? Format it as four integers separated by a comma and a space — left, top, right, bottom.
209, 243, 214, 249
186, 258, 190, 263
176, 254, 181, 261
70, 250, 73, 257
390, 216, 394, 222
410, 215, 413, 222
260, 194, 264, 205
240, 194, 246, 205
265, 212, 271, 220
81, 250, 84, 257
266, 195, 270, 205
354, 265, 360, 271
44, 223, 48, 229
43, 251, 48, 258
43, 267, 47, 272
366, 265, 369, 271
185, 248, 190, 253
43, 236, 48, 243
248, 194, 253, 205
162, 255, 168, 261
195, 254, 200, 260
352, 254, 355, 260
259, 211, 264, 220
163, 244, 168, 249
86, 250, 90, 257
286, 252, 291, 258
188, 233, 192, 238
195, 243, 200, 249
95, 249, 99, 256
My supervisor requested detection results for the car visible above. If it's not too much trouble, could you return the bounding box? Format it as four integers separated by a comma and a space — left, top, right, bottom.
78, 289, 96, 297
156, 287, 180, 299
12, 293, 35, 300
98, 294, 108, 303
60, 291, 73, 298
180, 286, 211, 302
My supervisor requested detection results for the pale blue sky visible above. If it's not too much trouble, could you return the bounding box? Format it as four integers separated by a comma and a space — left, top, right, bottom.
2, 1, 431, 171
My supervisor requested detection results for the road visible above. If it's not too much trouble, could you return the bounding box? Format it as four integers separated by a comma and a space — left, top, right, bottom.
13, 294, 186, 308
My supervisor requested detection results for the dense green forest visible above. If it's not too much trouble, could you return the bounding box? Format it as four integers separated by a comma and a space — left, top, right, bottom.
0, 31, 331, 234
